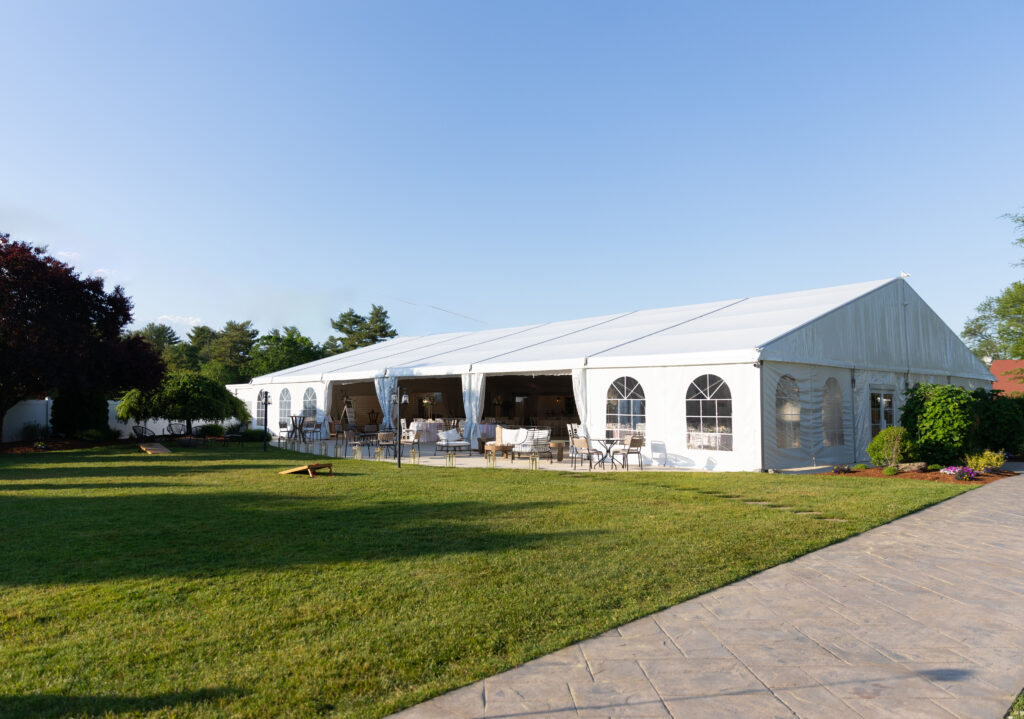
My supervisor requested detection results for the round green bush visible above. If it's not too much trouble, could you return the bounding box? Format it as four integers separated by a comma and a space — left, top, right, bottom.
882, 466, 900, 476
866, 426, 907, 468
926, 464, 942, 472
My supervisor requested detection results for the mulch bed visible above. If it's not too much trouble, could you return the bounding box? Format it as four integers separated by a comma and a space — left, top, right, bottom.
0, 439, 132, 455
844, 466, 1014, 485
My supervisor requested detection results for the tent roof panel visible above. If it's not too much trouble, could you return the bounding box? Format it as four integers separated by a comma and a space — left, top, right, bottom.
251, 278, 946, 382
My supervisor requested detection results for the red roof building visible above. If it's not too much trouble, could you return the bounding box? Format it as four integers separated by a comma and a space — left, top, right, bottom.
989, 359, 1024, 395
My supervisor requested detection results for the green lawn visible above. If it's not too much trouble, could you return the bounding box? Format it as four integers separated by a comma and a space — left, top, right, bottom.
0, 445, 973, 718
1008, 688, 1024, 719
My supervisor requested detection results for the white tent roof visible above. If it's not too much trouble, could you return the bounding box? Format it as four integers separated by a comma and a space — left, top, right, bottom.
253, 278, 992, 384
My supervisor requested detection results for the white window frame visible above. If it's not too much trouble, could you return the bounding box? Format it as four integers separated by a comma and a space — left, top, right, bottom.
302, 387, 317, 419
870, 385, 895, 438
279, 388, 292, 427
686, 374, 733, 451
605, 376, 646, 440
256, 396, 266, 428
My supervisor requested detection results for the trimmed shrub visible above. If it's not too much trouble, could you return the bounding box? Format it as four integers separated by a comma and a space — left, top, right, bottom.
241, 428, 270, 442
882, 466, 900, 476
926, 464, 942, 472
964, 449, 1006, 473
866, 426, 907, 467
852, 463, 867, 471
197, 423, 225, 437
78, 427, 120, 444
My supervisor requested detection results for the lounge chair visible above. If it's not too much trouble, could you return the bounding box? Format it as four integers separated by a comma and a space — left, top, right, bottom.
512, 427, 553, 462
435, 428, 471, 455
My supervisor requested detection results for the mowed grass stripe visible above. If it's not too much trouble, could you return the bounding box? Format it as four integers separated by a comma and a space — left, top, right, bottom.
0, 446, 971, 718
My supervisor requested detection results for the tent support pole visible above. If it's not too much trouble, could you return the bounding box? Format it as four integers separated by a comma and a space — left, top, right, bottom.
758, 361, 766, 472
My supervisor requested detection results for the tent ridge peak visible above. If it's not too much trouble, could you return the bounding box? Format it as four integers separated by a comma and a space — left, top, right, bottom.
757, 277, 900, 352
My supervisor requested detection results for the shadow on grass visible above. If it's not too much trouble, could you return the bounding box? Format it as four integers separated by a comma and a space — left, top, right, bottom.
0, 493, 585, 586
0, 461, 333, 482
0, 482, 198, 492
0, 687, 241, 717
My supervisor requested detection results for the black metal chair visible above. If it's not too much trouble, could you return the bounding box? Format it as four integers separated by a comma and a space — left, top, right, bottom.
132, 426, 156, 441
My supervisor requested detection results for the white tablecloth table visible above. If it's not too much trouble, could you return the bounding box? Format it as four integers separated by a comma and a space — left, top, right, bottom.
409, 420, 443, 443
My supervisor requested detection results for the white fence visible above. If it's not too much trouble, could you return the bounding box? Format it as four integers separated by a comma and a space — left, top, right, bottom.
2, 399, 235, 442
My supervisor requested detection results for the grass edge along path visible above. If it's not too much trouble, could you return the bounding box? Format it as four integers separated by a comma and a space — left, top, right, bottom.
1008, 688, 1024, 719
0, 445, 975, 718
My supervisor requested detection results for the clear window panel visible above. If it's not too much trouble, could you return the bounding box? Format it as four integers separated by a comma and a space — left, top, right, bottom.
684, 374, 733, 451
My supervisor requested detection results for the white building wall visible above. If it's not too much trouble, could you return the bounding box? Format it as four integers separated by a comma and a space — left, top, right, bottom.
231, 380, 329, 436
2, 399, 51, 442
581, 363, 762, 471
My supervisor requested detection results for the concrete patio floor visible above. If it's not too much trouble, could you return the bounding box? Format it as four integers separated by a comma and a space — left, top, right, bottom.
275, 438, 824, 473
388, 469, 1024, 718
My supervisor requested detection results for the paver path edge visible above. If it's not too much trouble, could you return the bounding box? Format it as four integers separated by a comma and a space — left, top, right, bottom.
391, 472, 1024, 719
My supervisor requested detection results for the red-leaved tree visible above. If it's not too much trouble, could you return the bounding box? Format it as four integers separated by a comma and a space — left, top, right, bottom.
0, 233, 164, 439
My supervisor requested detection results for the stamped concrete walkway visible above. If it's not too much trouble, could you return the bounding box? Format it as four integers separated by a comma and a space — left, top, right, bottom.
392, 473, 1024, 719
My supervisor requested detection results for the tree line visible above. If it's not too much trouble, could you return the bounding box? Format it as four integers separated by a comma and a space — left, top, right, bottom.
0, 232, 396, 441
134, 306, 397, 385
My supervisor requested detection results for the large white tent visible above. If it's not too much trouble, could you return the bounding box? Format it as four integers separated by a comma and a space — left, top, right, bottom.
228, 278, 992, 470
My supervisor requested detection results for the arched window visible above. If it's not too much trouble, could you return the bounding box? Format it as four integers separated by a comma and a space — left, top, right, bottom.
279, 388, 291, 427
255, 394, 266, 428
776, 375, 801, 449
606, 377, 645, 439
302, 387, 317, 419
822, 377, 844, 447
686, 374, 732, 451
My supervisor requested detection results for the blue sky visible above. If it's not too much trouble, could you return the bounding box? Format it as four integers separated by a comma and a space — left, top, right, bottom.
2, 1, 1022, 343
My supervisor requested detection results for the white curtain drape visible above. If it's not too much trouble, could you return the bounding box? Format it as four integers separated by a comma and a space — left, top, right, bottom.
461, 373, 486, 444
374, 375, 398, 430
571, 367, 589, 437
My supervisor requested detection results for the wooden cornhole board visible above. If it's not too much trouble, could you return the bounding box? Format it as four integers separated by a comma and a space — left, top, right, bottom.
278, 463, 334, 477
139, 443, 171, 455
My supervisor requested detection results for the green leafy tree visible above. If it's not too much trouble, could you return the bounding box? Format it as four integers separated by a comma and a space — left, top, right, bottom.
961, 282, 1024, 360
180, 321, 258, 384
0, 234, 164, 439
249, 326, 325, 377
118, 369, 249, 435
198, 321, 258, 384
187, 325, 218, 353
162, 342, 200, 372
970, 388, 1024, 454
962, 210, 1024, 359
900, 384, 976, 466
136, 322, 181, 353
324, 305, 397, 355
50, 389, 110, 438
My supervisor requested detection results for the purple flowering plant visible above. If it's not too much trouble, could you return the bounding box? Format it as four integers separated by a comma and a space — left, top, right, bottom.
939, 466, 980, 480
